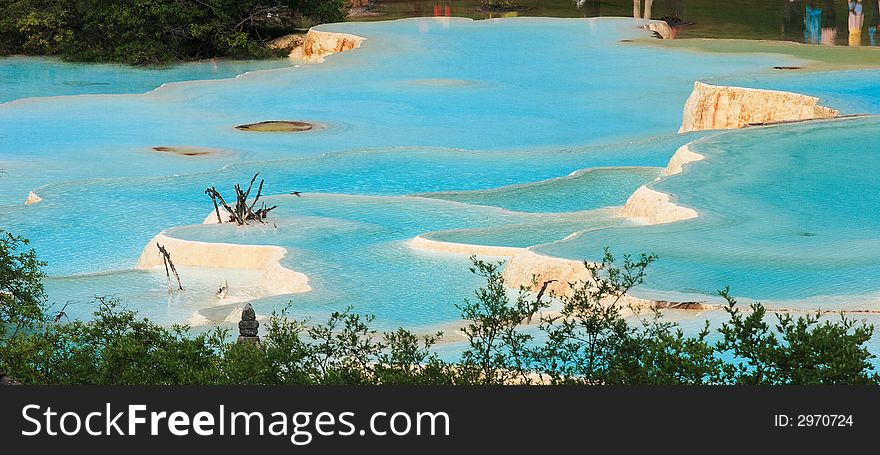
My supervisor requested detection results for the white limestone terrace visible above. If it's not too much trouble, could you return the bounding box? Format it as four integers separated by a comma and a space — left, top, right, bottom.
406, 77, 854, 309
407, 142, 705, 301
6, 17, 877, 328
679, 81, 839, 133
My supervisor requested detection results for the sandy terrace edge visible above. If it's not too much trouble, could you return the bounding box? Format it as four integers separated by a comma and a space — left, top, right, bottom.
665, 142, 706, 176
289, 29, 366, 63
406, 141, 709, 302
25, 191, 42, 205
680, 81, 839, 133
407, 236, 655, 308
136, 233, 311, 295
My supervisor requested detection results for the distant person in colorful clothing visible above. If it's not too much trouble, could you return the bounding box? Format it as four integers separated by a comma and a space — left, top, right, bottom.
850, 0, 865, 45
821, 0, 838, 44
805, 0, 823, 44
870, 0, 880, 45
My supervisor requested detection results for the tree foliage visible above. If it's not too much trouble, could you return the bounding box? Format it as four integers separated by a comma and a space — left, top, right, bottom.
716, 288, 877, 384
0, 230, 877, 385
455, 250, 878, 385
0, 231, 46, 334
0, 0, 348, 64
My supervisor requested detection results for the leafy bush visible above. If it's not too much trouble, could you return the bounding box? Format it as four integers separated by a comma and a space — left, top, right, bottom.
0, 230, 877, 385
456, 250, 878, 385
0, 0, 348, 64
481, 1, 520, 11
0, 232, 46, 333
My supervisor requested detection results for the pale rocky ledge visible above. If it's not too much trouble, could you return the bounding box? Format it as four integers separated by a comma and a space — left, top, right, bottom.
288, 29, 365, 63
680, 81, 839, 133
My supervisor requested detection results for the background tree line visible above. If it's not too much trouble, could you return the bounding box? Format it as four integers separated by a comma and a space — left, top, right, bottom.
0, 0, 348, 64
1, 230, 877, 385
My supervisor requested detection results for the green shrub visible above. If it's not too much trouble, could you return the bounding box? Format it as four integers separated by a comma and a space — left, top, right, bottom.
1, 229, 876, 385
0, 0, 348, 64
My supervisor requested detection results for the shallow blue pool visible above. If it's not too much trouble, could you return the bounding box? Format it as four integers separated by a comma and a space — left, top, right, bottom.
0, 17, 878, 342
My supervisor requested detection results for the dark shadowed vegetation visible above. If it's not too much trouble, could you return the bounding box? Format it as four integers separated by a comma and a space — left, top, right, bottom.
1, 231, 877, 385
0, 0, 348, 64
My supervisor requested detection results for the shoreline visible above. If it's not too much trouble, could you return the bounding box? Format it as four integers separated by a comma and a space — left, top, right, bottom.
679, 81, 839, 133
408, 111, 880, 313
136, 232, 311, 297
406, 140, 708, 301
408, 236, 649, 306
640, 37, 880, 72
9, 19, 880, 327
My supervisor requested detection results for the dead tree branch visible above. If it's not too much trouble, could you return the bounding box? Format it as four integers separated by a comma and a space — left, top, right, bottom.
204, 173, 278, 225
157, 243, 183, 291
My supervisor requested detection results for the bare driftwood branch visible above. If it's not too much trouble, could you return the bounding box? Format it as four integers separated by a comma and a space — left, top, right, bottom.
206, 187, 240, 224
528, 279, 557, 323
248, 178, 265, 213
204, 173, 280, 226
208, 189, 223, 223
157, 243, 183, 291
53, 301, 71, 323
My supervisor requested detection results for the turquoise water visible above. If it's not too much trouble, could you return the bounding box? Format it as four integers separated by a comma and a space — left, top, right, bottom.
1, 17, 879, 336
0, 56, 296, 103
417, 166, 664, 213
537, 117, 880, 308
712, 69, 880, 115
0, 18, 798, 202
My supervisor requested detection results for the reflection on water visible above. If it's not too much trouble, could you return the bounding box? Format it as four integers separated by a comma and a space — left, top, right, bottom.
849, 0, 864, 45
631, 0, 654, 20
801, 0, 880, 46
359, 0, 880, 46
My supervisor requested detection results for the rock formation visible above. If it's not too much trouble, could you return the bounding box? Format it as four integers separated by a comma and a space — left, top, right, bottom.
650, 300, 713, 311
500, 250, 654, 309
289, 29, 365, 63
237, 303, 260, 345
679, 81, 839, 133
410, 237, 643, 301
620, 185, 698, 224
408, 237, 586, 297
235, 121, 314, 132
641, 20, 673, 40
25, 191, 42, 205
267, 33, 306, 53
137, 233, 311, 295
664, 142, 705, 176
501, 250, 589, 297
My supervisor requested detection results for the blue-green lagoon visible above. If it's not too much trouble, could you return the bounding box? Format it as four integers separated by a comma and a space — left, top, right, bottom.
2, 18, 880, 351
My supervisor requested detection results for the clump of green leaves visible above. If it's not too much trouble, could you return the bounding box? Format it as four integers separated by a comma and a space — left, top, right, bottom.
0, 1, 348, 64
0, 231, 46, 330
3, 297, 456, 385
480, 1, 521, 11
1, 229, 877, 385
716, 288, 878, 384
455, 249, 878, 385
455, 258, 537, 384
